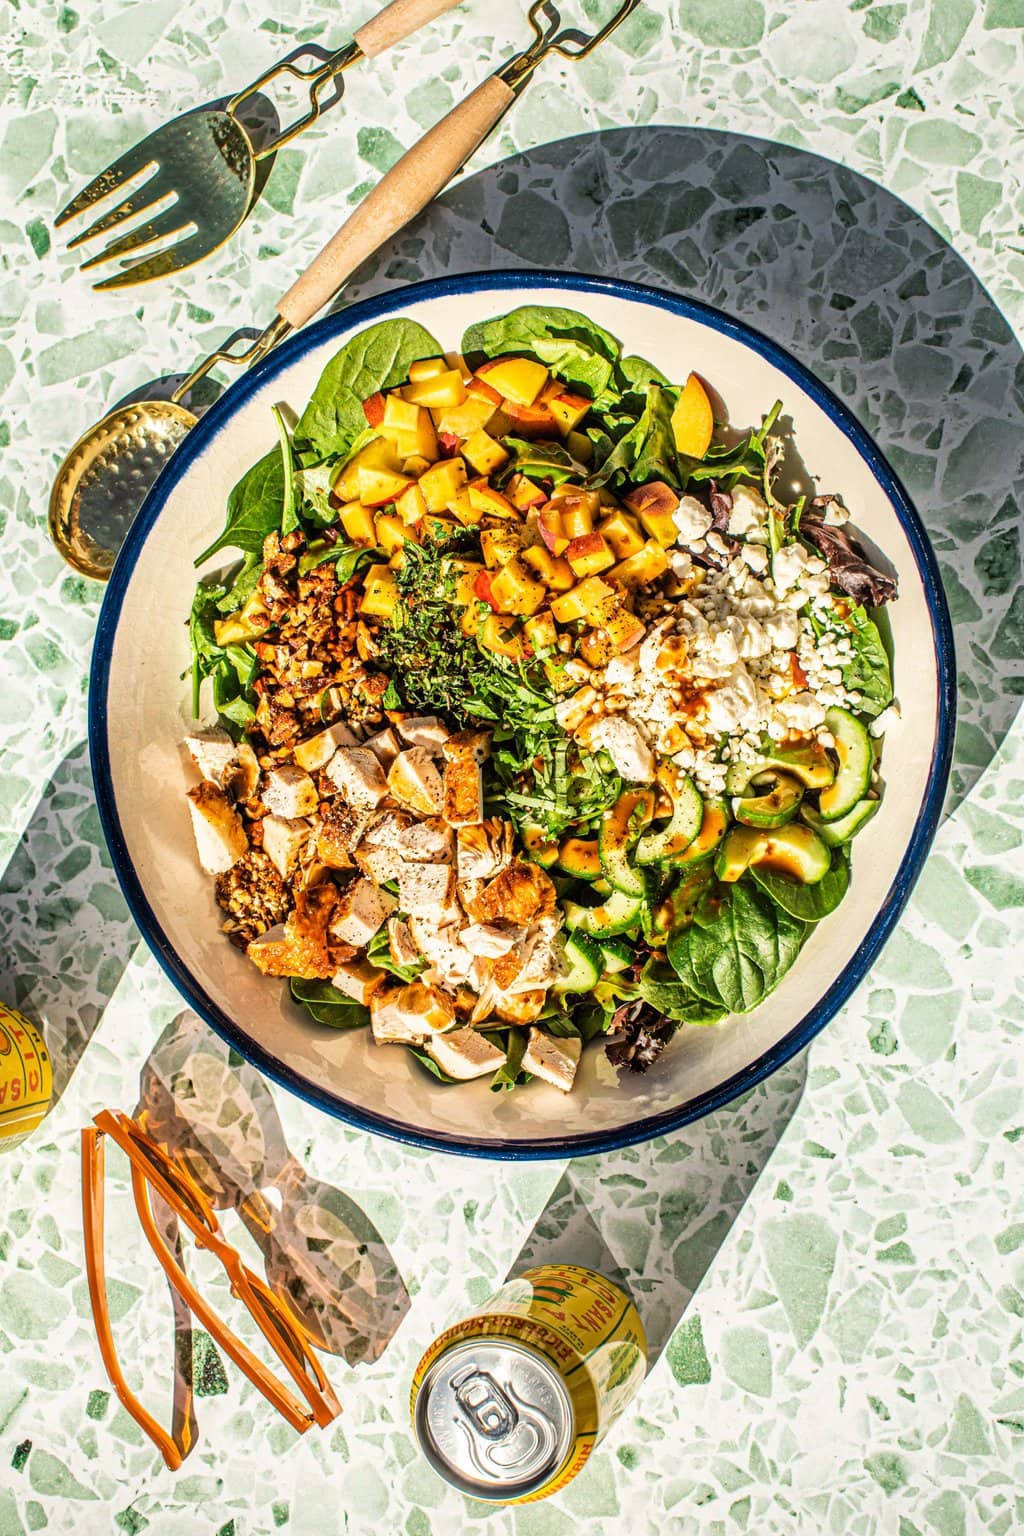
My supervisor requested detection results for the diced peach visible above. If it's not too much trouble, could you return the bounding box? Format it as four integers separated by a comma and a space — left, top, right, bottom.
489, 560, 547, 617
671, 372, 715, 459
467, 375, 503, 406
559, 501, 593, 540
598, 509, 646, 559
524, 610, 558, 652
450, 561, 484, 605
567, 430, 594, 465
339, 501, 376, 545
461, 430, 509, 477
332, 437, 402, 502
394, 405, 439, 464
408, 356, 449, 383
358, 465, 413, 507
605, 607, 646, 650
383, 395, 420, 435
421, 514, 459, 543
418, 457, 467, 512
395, 482, 428, 527
501, 400, 557, 438
566, 531, 615, 578
444, 351, 473, 383
506, 473, 547, 512
401, 454, 433, 478
467, 482, 518, 520
480, 526, 524, 569
402, 369, 467, 409
538, 506, 569, 555
579, 628, 613, 668
521, 545, 557, 584
611, 540, 670, 587
623, 481, 681, 547
362, 391, 386, 428
460, 605, 481, 638
375, 512, 418, 553
446, 489, 480, 526
360, 565, 400, 619
479, 613, 528, 660
546, 556, 576, 592
432, 396, 498, 439
547, 391, 591, 436
551, 576, 615, 625
478, 356, 550, 406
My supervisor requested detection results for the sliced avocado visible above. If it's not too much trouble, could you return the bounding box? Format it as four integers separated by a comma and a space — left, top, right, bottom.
716, 823, 830, 885
766, 739, 836, 788
598, 787, 654, 898
802, 795, 879, 847
673, 799, 728, 865
557, 836, 602, 881
715, 825, 766, 882
520, 823, 559, 869
645, 865, 716, 943
733, 772, 804, 830
817, 707, 872, 821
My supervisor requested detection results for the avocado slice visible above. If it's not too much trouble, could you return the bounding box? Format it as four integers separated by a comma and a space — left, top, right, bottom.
716, 823, 831, 885
733, 771, 804, 830
557, 836, 601, 881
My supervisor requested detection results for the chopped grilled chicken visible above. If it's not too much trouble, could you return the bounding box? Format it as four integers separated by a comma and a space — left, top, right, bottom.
407, 918, 475, 987
388, 747, 443, 816
370, 984, 428, 1045
522, 1028, 582, 1093
471, 861, 558, 926
186, 783, 248, 873
460, 923, 526, 958
426, 1026, 507, 1080
262, 764, 318, 819
293, 720, 362, 772
455, 819, 514, 880
324, 747, 389, 808
387, 916, 420, 971
395, 715, 450, 751
394, 817, 454, 864
184, 729, 239, 787
331, 959, 388, 1006
329, 878, 394, 948
398, 862, 455, 918
442, 729, 492, 765
493, 988, 546, 1026
262, 814, 311, 879
442, 757, 483, 827
316, 804, 375, 869
363, 725, 401, 769
354, 810, 416, 884
394, 981, 456, 1034
506, 919, 566, 994
247, 884, 337, 978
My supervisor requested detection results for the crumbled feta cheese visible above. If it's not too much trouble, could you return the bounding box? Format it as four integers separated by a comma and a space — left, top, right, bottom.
673, 495, 713, 544
821, 496, 851, 526
741, 543, 769, 575
727, 484, 768, 538
587, 718, 656, 782
772, 541, 809, 594
869, 702, 901, 738
774, 690, 827, 732
703, 663, 761, 734
668, 549, 692, 581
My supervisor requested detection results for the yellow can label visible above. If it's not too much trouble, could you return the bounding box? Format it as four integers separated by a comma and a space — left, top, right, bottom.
0, 1005, 53, 1149
412, 1263, 647, 1502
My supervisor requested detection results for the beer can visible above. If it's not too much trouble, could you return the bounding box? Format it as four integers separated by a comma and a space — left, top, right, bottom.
410, 1262, 647, 1503
0, 1004, 53, 1151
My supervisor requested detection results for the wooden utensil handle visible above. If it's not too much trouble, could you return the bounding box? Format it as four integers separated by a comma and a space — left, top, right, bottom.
354, 0, 463, 58
276, 74, 514, 331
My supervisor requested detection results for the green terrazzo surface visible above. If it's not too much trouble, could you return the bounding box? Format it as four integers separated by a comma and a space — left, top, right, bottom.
2, 0, 1024, 1530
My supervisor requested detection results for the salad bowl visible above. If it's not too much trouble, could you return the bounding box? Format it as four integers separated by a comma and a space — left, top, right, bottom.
90, 271, 955, 1159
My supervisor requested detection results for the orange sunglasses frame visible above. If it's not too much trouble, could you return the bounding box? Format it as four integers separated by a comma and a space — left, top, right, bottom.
82, 1108, 341, 1469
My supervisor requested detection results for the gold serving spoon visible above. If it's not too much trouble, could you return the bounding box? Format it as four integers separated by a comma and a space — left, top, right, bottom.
54, 0, 465, 288
49, 0, 642, 581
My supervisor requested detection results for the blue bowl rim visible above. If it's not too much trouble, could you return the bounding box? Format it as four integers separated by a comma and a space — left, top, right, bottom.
89, 268, 956, 1161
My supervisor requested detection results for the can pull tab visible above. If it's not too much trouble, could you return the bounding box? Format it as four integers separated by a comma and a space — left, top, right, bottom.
451, 1367, 519, 1440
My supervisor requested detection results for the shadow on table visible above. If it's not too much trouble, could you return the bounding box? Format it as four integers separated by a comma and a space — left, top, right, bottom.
508, 1052, 808, 1365
337, 123, 1024, 815
0, 740, 139, 1108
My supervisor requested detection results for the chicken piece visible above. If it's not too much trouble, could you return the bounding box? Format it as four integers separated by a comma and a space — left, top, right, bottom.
457, 879, 488, 921
186, 782, 248, 874
316, 804, 375, 869
354, 810, 416, 885
407, 918, 475, 988
460, 923, 526, 958
506, 918, 566, 994
331, 959, 388, 1006
398, 862, 456, 918
426, 1026, 507, 1081
522, 1028, 582, 1093
363, 725, 401, 770
370, 984, 427, 1045
329, 878, 393, 948
394, 981, 456, 1034
247, 884, 337, 979
442, 729, 492, 765
184, 729, 238, 787
262, 814, 311, 879
442, 758, 483, 828
472, 861, 557, 926
494, 989, 546, 1026
262, 764, 318, 819
324, 747, 389, 808
388, 748, 443, 817
396, 715, 450, 751
294, 721, 362, 773
387, 916, 420, 971
395, 817, 454, 864
455, 819, 514, 881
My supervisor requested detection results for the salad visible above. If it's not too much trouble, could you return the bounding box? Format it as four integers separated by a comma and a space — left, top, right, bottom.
183, 304, 898, 1096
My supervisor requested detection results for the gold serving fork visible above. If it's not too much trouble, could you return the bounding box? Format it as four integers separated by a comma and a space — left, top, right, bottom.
54, 0, 464, 289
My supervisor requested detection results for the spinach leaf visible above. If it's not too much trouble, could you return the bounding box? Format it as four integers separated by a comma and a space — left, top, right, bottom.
667, 880, 807, 1014
616, 354, 670, 392
366, 922, 424, 983
462, 305, 621, 401
638, 959, 728, 1025
289, 977, 370, 1030
751, 849, 851, 922
272, 406, 299, 536
196, 447, 285, 565
588, 384, 681, 489
407, 1045, 460, 1084
836, 604, 893, 718
501, 437, 589, 487
299, 542, 376, 583
490, 1028, 531, 1092
684, 400, 782, 491
294, 319, 442, 463
295, 461, 335, 523
214, 553, 262, 613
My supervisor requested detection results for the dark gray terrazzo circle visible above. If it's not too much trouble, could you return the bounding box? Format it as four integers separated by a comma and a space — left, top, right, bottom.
334, 126, 1024, 814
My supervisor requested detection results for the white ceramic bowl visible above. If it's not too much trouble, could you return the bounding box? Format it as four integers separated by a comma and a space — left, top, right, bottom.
90, 272, 955, 1158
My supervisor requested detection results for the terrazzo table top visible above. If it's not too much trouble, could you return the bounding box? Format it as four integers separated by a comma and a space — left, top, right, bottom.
2, 1, 1024, 1531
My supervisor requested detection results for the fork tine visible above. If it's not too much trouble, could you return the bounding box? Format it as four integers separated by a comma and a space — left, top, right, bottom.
54, 133, 162, 229
66, 186, 175, 251
90, 229, 214, 291
78, 205, 196, 273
